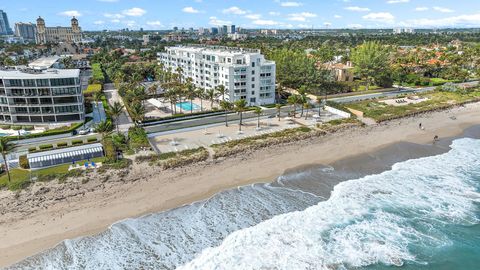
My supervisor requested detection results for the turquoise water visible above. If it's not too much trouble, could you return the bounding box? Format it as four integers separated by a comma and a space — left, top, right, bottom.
11, 138, 480, 269
176, 102, 200, 111
0, 133, 9, 137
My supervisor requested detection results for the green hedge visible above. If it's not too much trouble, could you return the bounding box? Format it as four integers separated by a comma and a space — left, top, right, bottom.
91, 63, 105, 84
11, 126, 22, 131
87, 137, 98, 143
19, 155, 29, 169
57, 142, 68, 148
0, 125, 10, 129
84, 84, 103, 96
128, 127, 149, 150
22, 125, 34, 131
72, 139, 83, 145
39, 144, 53, 150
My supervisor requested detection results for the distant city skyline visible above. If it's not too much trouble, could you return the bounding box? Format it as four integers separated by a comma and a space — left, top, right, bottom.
1, 0, 480, 31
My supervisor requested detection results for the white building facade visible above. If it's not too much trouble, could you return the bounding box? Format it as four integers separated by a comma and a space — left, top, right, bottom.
0, 67, 84, 124
158, 45, 276, 105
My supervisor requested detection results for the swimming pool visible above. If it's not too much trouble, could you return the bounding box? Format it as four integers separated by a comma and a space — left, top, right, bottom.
0, 133, 10, 137
176, 102, 200, 111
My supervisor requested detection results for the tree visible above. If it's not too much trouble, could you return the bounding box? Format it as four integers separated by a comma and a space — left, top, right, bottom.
215, 85, 227, 101
195, 88, 205, 111
130, 102, 145, 126
316, 96, 323, 117
304, 103, 312, 120
107, 101, 124, 133
275, 104, 282, 121
287, 95, 299, 118
95, 120, 113, 142
234, 99, 248, 132
0, 138, 13, 183
206, 88, 218, 109
298, 94, 308, 117
93, 92, 103, 117
185, 79, 197, 114
220, 100, 233, 127
351, 41, 390, 91
254, 107, 263, 128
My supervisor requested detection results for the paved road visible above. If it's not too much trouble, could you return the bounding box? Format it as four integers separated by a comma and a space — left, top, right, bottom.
103, 83, 134, 133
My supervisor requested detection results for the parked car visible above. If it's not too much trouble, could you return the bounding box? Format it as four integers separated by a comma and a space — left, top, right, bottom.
78, 129, 90, 135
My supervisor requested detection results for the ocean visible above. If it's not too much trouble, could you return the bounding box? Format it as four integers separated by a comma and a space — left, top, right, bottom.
8, 138, 480, 270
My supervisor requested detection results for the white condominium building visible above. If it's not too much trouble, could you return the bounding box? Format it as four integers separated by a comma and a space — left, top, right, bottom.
158, 45, 276, 105
0, 67, 84, 124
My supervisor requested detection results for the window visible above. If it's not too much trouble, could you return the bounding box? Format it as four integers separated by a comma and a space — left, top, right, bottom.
23, 79, 36, 87
250, 97, 256, 103
8, 79, 22, 87
252, 84, 255, 88
251, 62, 255, 67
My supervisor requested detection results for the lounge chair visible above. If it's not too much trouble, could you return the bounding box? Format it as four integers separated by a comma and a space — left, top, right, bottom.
84, 162, 89, 169
91, 161, 96, 168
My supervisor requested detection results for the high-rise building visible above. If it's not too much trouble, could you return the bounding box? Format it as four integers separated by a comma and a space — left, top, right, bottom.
15, 22, 36, 41
228, 25, 236, 34
0, 10, 13, 35
222, 25, 228, 35
158, 45, 276, 105
0, 67, 84, 124
35, 16, 82, 44
210, 27, 218, 35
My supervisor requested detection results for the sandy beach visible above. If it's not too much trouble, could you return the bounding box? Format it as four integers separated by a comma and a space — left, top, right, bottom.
1, 102, 480, 268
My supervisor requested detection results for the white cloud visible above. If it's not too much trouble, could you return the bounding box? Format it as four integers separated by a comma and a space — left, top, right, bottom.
334, 14, 342, 19
280, 2, 303, 7
415, 7, 429, 12
97, 0, 118, 2
402, 13, 480, 27
104, 13, 124, 19
209, 16, 232, 26
387, 0, 409, 4
345, 6, 371, 12
269, 11, 281, 16
93, 20, 105, 25
110, 19, 120, 23
122, 7, 146, 17
245, 14, 262, 20
288, 12, 317, 22
146, 21, 164, 27
297, 24, 309, 28
252, 19, 280, 26
433, 6, 454, 13
363, 12, 395, 23
58, 10, 82, 17
222, 6, 247, 15
182, 7, 200, 14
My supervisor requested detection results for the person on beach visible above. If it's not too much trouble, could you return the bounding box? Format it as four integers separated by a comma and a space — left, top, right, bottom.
433, 135, 439, 143
419, 123, 422, 129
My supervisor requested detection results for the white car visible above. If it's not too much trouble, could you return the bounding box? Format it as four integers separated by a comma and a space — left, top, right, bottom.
78, 129, 90, 135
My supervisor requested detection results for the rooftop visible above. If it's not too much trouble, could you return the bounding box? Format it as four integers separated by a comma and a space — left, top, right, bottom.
0, 67, 80, 79
166, 44, 262, 55
29, 56, 61, 69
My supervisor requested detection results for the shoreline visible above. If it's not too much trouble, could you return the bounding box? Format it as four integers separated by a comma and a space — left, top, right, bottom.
1, 102, 480, 267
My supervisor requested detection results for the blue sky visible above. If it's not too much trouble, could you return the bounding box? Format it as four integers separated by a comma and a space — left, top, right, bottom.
1, 0, 480, 30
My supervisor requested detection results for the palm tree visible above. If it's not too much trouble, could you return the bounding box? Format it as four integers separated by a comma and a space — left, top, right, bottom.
287, 95, 298, 118
107, 101, 124, 133
220, 100, 233, 127
254, 107, 262, 128
130, 102, 145, 126
215, 85, 227, 101
148, 83, 157, 98
304, 103, 312, 120
275, 104, 282, 121
95, 120, 113, 142
0, 138, 13, 183
298, 94, 308, 117
185, 79, 196, 114
316, 96, 323, 117
206, 88, 217, 109
234, 99, 248, 132
195, 87, 205, 111
93, 92, 103, 118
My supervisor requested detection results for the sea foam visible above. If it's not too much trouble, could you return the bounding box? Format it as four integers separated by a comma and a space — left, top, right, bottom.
178, 138, 480, 270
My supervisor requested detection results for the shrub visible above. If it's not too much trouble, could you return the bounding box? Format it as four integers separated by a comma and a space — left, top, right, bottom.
57, 142, 68, 148
103, 138, 117, 162
91, 63, 105, 84
128, 127, 149, 150
22, 125, 34, 131
84, 84, 103, 96
11, 126, 22, 131
87, 137, 98, 143
0, 125, 10, 129
28, 147, 37, 152
39, 144, 53, 150
72, 139, 83, 145
19, 155, 29, 169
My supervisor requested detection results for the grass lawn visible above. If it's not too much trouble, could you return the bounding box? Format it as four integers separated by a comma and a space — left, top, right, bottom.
355, 85, 381, 92
0, 157, 105, 190
347, 89, 480, 122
